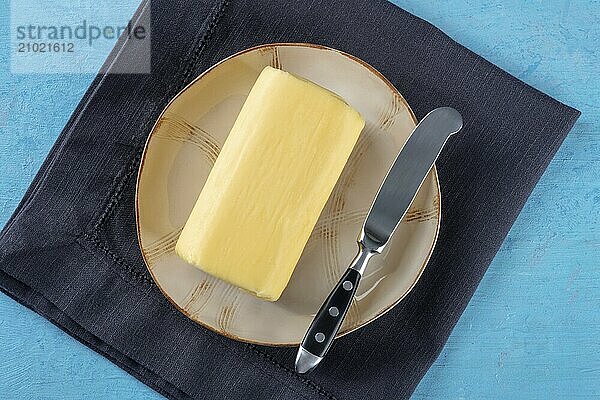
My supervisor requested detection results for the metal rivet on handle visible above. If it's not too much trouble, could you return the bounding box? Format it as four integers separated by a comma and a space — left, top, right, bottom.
328, 307, 339, 317
342, 281, 353, 291
315, 332, 325, 343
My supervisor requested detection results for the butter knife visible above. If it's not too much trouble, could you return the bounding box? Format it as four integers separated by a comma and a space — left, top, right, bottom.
295, 107, 463, 374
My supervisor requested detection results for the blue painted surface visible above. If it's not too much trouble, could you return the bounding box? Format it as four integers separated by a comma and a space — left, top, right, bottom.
0, 0, 598, 398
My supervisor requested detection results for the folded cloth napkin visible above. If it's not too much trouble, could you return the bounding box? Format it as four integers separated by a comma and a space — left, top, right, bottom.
0, 0, 580, 398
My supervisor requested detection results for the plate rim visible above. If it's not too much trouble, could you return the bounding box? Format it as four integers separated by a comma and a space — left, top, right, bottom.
135, 42, 441, 346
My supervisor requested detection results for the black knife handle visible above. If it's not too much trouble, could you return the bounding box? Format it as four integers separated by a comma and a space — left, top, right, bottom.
299, 242, 378, 361
301, 267, 362, 358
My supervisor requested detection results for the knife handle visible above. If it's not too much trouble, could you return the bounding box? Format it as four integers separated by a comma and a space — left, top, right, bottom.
297, 244, 377, 372
301, 267, 361, 358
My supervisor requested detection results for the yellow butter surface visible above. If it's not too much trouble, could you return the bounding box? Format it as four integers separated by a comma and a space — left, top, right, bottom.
176, 66, 364, 301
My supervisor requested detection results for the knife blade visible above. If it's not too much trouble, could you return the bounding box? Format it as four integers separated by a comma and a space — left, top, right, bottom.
295, 107, 463, 374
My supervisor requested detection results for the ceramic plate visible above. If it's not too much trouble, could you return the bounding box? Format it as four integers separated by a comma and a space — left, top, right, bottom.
136, 43, 441, 345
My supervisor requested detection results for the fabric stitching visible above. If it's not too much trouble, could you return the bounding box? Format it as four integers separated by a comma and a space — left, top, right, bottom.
91, 149, 144, 232
245, 344, 339, 400
81, 233, 154, 285
180, 0, 231, 89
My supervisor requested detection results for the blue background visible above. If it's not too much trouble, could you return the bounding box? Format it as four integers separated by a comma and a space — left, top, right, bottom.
0, 1, 598, 398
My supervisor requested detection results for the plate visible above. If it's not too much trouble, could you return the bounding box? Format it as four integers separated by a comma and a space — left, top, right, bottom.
136, 43, 440, 345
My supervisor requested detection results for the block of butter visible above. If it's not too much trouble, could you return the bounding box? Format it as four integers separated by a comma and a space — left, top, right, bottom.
175, 66, 365, 301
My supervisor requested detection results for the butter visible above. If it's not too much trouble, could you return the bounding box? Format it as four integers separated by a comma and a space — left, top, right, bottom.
175, 66, 364, 301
